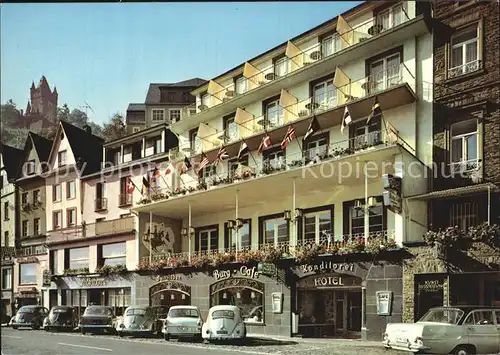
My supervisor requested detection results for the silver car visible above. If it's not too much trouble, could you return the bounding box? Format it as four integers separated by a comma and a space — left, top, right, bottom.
202, 305, 247, 342
162, 305, 203, 341
116, 306, 161, 337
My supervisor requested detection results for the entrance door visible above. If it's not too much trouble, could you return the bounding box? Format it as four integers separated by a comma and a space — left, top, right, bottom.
88, 290, 101, 305
49, 290, 57, 309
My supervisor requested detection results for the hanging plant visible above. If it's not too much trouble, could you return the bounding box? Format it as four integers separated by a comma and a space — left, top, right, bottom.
295, 245, 321, 264
423, 226, 468, 249
467, 223, 500, 248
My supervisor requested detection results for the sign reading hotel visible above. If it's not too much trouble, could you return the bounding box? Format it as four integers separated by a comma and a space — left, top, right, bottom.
213, 266, 260, 281
300, 261, 355, 274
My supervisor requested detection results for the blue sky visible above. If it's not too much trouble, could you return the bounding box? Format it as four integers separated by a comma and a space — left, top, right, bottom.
1, 2, 361, 125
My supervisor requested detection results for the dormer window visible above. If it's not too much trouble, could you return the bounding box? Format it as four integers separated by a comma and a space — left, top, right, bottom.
25, 160, 35, 176
58, 150, 67, 167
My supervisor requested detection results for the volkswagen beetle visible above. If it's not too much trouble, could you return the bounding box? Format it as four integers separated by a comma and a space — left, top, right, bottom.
162, 305, 203, 341
43, 306, 79, 332
202, 305, 246, 342
79, 306, 117, 334
11, 305, 49, 330
116, 306, 161, 337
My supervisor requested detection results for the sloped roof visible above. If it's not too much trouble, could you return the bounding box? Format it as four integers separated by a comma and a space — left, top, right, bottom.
59, 120, 104, 176
127, 103, 146, 112
0, 144, 23, 181
145, 78, 207, 104
29, 132, 53, 163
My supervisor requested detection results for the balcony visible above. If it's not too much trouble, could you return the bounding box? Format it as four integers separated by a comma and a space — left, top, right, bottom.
47, 225, 84, 245
119, 193, 133, 207
94, 216, 135, 236
134, 125, 421, 218
174, 13, 428, 133
17, 245, 47, 257
139, 229, 398, 269
95, 198, 108, 212
175, 63, 416, 160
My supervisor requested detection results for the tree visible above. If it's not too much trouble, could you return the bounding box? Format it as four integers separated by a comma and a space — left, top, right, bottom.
57, 104, 71, 122
102, 113, 127, 142
69, 108, 88, 128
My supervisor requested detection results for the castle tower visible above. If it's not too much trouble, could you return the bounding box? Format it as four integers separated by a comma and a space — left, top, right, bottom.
29, 76, 58, 122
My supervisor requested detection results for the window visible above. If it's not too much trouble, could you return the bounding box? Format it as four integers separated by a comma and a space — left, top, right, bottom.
235, 76, 248, 95
132, 127, 140, 133
449, 199, 478, 231
463, 310, 495, 325
3, 231, 9, 247
449, 24, 480, 78
22, 220, 28, 237
53, 184, 62, 202
58, 150, 67, 167
3, 202, 9, 220
169, 109, 181, 123
200, 165, 216, 181
345, 201, 385, 237
263, 147, 286, 171
69, 247, 89, 269
182, 92, 191, 102
34, 218, 40, 236
450, 119, 479, 172
26, 160, 35, 175
265, 99, 284, 128
274, 56, 288, 77
33, 190, 40, 204
228, 157, 248, 180
196, 227, 218, 252
321, 33, 340, 58
351, 119, 382, 150
262, 216, 289, 245
167, 92, 175, 102
189, 129, 201, 153
368, 52, 401, 93
66, 180, 76, 199
101, 242, 127, 266
114, 151, 121, 165
66, 208, 76, 227
305, 133, 328, 161
376, 3, 404, 31
21, 192, 28, 205
313, 79, 336, 111
226, 219, 251, 250
53, 210, 62, 230
119, 177, 132, 206
19, 263, 37, 284
2, 268, 12, 290
302, 209, 332, 243
151, 109, 165, 121
200, 93, 211, 109
223, 114, 238, 143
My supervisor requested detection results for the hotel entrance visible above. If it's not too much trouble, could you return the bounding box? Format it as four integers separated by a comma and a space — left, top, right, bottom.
297, 273, 362, 338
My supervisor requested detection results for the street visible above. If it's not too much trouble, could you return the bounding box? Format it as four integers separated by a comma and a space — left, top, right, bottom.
0, 327, 403, 355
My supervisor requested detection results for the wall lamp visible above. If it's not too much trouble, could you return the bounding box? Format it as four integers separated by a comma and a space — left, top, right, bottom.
227, 218, 245, 230
180, 227, 195, 238
284, 208, 302, 223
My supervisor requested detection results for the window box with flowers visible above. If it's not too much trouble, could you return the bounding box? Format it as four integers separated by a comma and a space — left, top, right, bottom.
95, 264, 128, 276
234, 170, 256, 181
151, 192, 168, 202
423, 226, 468, 250
137, 197, 152, 205
63, 267, 90, 276
171, 187, 187, 197
467, 223, 500, 249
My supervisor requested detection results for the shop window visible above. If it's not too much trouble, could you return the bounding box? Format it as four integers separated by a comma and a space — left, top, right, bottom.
149, 281, 191, 309
2, 268, 12, 290
302, 207, 333, 243
224, 219, 251, 250
210, 278, 265, 324
69, 247, 89, 269
261, 215, 289, 246
195, 226, 218, 252
19, 263, 37, 284
108, 288, 130, 316
100, 242, 127, 266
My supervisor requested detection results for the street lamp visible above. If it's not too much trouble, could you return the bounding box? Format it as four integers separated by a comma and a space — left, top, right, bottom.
284, 208, 302, 223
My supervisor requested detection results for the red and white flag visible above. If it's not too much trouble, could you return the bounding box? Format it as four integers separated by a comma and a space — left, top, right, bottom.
257, 135, 271, 155
126, 177, 135, 194
281, 126, 295, 150
165, 163, 175, 175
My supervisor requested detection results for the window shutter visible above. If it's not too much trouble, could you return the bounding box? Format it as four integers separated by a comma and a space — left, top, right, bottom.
223, 223, 230, 249
212, 230, 219, 251
194, 230, 200, 252
258, 218, 264, 246
64, 249, 70, 269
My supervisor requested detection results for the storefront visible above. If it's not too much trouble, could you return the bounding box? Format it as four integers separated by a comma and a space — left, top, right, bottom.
50, 273, 134, 316
292, 259, 403, 341
134, 264, 292, 337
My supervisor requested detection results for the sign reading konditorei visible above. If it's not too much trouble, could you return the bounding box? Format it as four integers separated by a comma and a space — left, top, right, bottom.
300, 261, 355, 274
213, 266, 260, 281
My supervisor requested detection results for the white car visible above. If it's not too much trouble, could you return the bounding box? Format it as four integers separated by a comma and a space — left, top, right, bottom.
116, 306, 161, 337
383, 306, 500, 355
202, 305, 246, 342
162, 305, 203, 341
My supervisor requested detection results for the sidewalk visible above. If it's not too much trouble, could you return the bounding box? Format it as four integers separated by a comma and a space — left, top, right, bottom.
247, 333, 382, 347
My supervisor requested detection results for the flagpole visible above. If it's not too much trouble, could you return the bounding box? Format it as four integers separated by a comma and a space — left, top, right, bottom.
239, 137, 260, 171
235, 190, 239, 262
149, 211, 153, 264
188, 202, 192, 263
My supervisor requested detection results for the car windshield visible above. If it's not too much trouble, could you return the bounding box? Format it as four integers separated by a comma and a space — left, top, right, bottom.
52, 308, 71, 314
18, 306, 37, 313
85, 307, 113, 316
126, 309, 146, 316
168, 309, 199, 318
419, 308, 464, 324
212, 310, 235, 320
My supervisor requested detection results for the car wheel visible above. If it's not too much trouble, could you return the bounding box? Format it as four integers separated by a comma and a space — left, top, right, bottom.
45, 326, 50, 332
164, 334, 170, 341
453, 346, 475, 355
81, 328, 86, 335
12, 325, 18, 330
32, 323, 40, 330
118, 331, 123, 338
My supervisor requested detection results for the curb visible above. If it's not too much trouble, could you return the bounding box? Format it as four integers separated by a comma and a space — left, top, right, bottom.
247, 333, 382, 347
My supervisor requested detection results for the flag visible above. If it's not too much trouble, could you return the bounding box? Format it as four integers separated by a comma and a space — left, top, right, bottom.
164, 163, 175, 175
151, 166, 160, 182
303, 116, 320, 142
367, 97, 382, 123
126, 177, 135, 194
340, 106, 352, 135
141, 176, 150, 196
197, 152, 210, 173
180, 156, 192, 175
281, 126, 295, 150
257, 135, 271, 155
238, 142, 249, 161
215, 146, 229, 164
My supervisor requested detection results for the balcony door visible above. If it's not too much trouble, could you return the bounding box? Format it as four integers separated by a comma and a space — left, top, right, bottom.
376, 3, 404, 32
263, 216, 289, 246
265, 100, 284, 128
302, 209, 332, 244
351, 120, 381, 150
368, 53, 401, 93
196, 228, 218, 252
450, 119, 479, 173
313, 79, 336, 112
305, 133, 328, 161
321, 34, 340, 58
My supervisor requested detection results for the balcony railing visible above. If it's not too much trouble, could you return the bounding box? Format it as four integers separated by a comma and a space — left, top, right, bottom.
139, 125, 402, 203
119, 193, 133, 207
95, 198, 108, 212
47, 225, 84, 244
17, 245, 47, 257
448, 60, 480, 79
95, 216, 135, 236
177, 63, 411, 157
139, 230, 397, 268
180, 11, 411, 118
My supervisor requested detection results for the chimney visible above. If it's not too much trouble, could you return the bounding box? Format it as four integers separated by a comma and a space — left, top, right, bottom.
83, 124, 91, 134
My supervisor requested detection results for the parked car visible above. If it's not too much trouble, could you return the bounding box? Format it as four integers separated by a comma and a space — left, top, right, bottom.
202, 305, 246, 342
116, 306, 161, 337
43, 306, 79, 332
162, 305, 203, 341
151, 305, 169, 322
383, 306, 500, 355
11, 305, 49, 330
79, 306, 117, 334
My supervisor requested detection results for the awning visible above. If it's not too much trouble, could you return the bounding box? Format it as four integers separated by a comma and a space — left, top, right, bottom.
333, 66, 351, 105
207, 80, 226, 103
336, 15, 353, 49
285, 40, 302, 70
243, 62, 260, 89
196, 123, 218, 152
406, 183, 498, 200
234, 108, 255, 139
